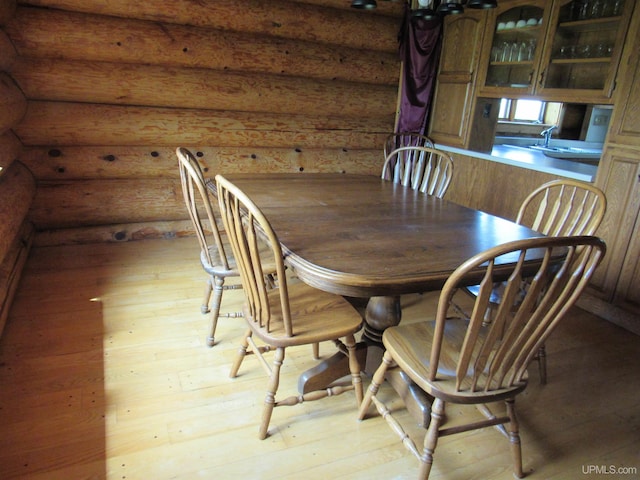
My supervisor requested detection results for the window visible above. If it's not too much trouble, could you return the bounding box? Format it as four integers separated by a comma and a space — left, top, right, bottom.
499, 99, 561, 124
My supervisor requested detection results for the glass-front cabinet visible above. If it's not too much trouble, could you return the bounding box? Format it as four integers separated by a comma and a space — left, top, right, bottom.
478, 0, 633, 103
538, 0, 632, 100
479, 0, 551, 96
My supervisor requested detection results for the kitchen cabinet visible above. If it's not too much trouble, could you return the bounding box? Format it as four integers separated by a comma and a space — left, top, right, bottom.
478, 0, 549, 96
591, 147, 640, 315
590, 3, 640, 320
428, 9, 488, 149
537, 0, 633, 101
477, 0, 633, 103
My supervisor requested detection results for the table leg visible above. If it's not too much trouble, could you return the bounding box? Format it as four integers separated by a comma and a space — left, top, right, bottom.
298, 295, 433, 428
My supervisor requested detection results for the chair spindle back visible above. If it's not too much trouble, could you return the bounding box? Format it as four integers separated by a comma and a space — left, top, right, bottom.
176, 147, 231, 271
215, 175, 292, 336
433, 236, 606, 393
383, 132, 435, 161
516, 179, 606, 237
381, 146, 454, 198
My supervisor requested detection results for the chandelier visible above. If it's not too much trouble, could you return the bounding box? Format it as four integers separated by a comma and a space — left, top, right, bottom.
351, 0, 498, 16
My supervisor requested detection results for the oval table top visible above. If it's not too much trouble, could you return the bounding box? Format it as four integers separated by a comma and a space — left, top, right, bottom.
209, 173, 546, 298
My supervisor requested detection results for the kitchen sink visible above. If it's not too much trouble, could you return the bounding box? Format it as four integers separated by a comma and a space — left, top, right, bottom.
528, 145, 602, 159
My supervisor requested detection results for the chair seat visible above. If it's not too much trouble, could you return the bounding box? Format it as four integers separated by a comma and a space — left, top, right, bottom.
359, 236, 606, 479
383, 319, 527, 404
464, 281, 528, 306
245, 282, 363, 348
216, 174, 364, 439
202, 243, 276, 278
464, 283, 502, 305
201, 246, 239, 277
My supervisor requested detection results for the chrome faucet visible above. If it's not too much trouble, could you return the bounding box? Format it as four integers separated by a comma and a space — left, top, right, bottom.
540, 125, 557, 147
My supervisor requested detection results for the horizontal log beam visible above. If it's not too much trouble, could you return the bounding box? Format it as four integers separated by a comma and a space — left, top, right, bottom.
0, 30, 16, 71
12, 57, 397, 117
0, 129, 22, 173
29, 178, 185, 229
20, 0, 403, 52
7, 1, 399, 235
15, 101, 394, 147
33, 219, 196, 246
0, 0, 15, 26
0, 220, 32, 338
0, 160, 35, 260
20, 146, 383, 180
7, 8, 400, 85
0, 72, 26, 133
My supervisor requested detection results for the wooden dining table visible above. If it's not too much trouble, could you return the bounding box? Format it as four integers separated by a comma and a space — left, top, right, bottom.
208, 173, 546, 426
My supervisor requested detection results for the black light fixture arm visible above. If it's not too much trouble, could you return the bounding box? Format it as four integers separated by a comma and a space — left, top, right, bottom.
350, 0, 498, 13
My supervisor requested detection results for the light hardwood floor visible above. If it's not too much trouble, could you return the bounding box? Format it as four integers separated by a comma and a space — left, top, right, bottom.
0, 237, 639, 479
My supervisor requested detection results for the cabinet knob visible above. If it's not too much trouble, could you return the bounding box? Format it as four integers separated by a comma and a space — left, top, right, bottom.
539, 69, 546, 87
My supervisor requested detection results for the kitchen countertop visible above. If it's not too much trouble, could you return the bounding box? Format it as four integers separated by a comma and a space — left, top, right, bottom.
436, 144, 599, 183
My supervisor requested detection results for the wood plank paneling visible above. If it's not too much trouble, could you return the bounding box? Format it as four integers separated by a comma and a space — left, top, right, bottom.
444, 152, 558, 221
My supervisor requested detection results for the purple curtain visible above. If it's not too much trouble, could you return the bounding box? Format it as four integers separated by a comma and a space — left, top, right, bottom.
396, 2, 443, 135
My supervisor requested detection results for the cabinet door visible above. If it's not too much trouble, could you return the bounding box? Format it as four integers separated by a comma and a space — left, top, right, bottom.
536, 0, 634, 103
477, 0, 551, 97
606, 1, 640, 148
590, 146, 640, 308
428, 10, 487, 148
614, 210, 640, 314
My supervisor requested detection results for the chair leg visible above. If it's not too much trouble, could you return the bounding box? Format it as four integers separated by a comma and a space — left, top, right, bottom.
505, 398, 524, 479
418, 398, 445, 480
358, 350, 392, 420
206, 275, 225, 347
537, 344, 547, 385
312, 342, 320, 359
258, 347, 285, 440
482, 304, 495, 327
345, 334, 363, 405
201, 276, 213, 314
230, 328, 252, 378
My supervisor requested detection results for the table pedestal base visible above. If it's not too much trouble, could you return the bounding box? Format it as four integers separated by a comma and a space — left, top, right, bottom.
298, 295, 433, 428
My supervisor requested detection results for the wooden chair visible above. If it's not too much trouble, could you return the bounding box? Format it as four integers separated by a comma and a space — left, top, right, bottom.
459, 179, 607, 383
358, 235, 606, 480
383, 132, 435, 161
215, 174, 364, 440
177, 147, 244, 347
381, 146, 454, 197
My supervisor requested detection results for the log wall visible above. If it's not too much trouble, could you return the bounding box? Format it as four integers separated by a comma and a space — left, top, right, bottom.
4, 0, 404, 245
0, 0, 35, 336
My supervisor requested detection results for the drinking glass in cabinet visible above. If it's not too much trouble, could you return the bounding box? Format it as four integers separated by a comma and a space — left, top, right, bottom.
589, 0, 603, 18
526, 40, 536, 61
572, 0, 624, 20
573, 0, 589, 20
604, 0, 624, 16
